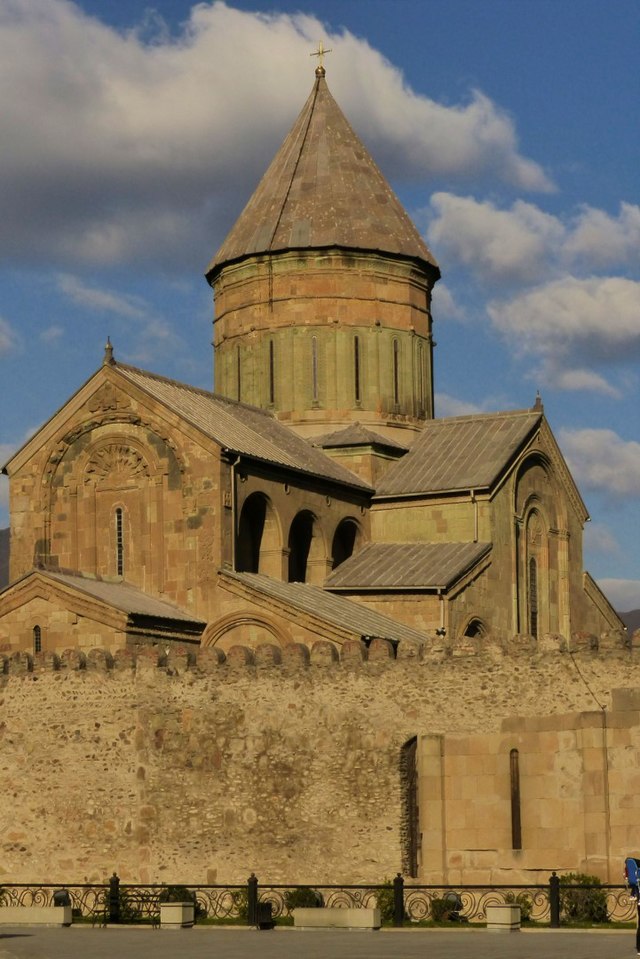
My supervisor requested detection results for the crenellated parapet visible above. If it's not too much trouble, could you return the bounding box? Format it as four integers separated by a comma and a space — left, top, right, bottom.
0, 628, 634, 680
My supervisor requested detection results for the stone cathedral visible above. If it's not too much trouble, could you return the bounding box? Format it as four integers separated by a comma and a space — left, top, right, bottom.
0, 65, 622, 655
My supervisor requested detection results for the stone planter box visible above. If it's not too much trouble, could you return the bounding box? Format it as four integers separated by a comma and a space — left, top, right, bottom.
293, 907, 380, 930
485, 904, 521, 931
159, 902, 194, 928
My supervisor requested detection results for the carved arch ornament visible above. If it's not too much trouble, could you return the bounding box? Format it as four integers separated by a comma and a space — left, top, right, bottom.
202, 613, 291, 650
84, 443, 150, 485
41, 414, 185, 499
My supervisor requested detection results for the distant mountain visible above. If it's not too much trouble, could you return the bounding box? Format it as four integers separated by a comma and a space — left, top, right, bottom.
0, 527, 8, 590
620, 609, 640, 633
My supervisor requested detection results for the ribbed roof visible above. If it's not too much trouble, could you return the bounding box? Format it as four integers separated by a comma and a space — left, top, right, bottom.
116, 364, 371, 492
325, 542, 492, 591
223, 570, 427, 645
38, 570, 204, 625
207, 72, 439, 278
311, 422, 409, 452
376, 410, 542, 497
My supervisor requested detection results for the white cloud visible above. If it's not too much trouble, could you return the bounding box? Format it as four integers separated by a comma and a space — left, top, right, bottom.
566, 202, 640, 268
57, 274, 149, 319
488, 276, 640, 390
40, 325, 64, 342
435, 393, 485, 417
597, 579, 640, 614
426, 194, 640, 284
0, 0, 551, 270
427, 193, 563, 284
0, 318, 20, 355
559, 428, 640, 497
431, 282, 465, 320
583, 522, 620, 556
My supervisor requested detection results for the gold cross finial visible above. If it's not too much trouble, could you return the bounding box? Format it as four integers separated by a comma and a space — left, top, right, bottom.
311, 40, 332, 75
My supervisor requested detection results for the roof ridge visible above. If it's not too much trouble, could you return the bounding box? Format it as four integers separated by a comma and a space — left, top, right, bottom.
115, 362, 277, 419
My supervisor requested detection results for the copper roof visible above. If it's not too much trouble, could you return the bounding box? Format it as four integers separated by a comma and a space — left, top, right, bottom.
376, 410, 542, 497
311, 422, 409, 452
116, 364, 371, 491
207, 74, 439, 279
222, 570, 427, 645
325, 542, 491, 591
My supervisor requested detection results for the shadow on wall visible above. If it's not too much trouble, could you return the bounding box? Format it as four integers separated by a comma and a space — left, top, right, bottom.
0, 528, 8, 590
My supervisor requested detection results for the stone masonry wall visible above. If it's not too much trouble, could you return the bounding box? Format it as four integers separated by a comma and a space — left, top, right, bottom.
0, 633, 639, 886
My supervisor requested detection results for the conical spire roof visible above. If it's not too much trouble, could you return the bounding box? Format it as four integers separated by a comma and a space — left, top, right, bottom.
207, 70, 439, 280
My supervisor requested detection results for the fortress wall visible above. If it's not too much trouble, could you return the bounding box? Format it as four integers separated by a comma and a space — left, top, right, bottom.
0, 634, 639, 886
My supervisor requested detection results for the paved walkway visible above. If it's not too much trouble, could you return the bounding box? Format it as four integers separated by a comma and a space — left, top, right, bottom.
0, 927, 636, 959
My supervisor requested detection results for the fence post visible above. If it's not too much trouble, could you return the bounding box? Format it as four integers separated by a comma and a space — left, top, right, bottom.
247, 873, 258, 927
393, 873, 404, 927
549, 871, 560, 928
108, 872, 120, 924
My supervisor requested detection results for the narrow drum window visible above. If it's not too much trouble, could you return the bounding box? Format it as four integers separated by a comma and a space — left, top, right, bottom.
510, 748, 522, 850
115, 507, 124, 577
393, 338, 400, 405
268, 340, 275, 406
311, 336, 319, 403
354, 335, 361, 403
418, 341, 425, 412
529, 557, 538, 638
236, 346, 241, 402
33, 625, 42, 655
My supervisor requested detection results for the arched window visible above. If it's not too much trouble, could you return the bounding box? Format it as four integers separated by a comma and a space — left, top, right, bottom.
311, 336, 319, 403
268, 340, 275, 406
392, 337, 400, 406
115, 507, 124, 577
510, 748, 522, 850
33, 625, 42, 655
236, 346, 242, 401
237, 495, 267, 573
354, 335, 361, 404
528, 556, 538, 638
418, 341, 425, 413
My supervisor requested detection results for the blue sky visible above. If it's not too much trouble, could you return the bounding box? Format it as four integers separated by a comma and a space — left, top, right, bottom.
0, 0, 639, 611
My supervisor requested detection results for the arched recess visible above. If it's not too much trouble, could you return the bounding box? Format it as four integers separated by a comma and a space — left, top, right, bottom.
520, 503, 550, 639
288, 510, 325, 583
513, 453, 565, 639
236, 492, 281, 574
44, 431, 165, 588
461, 617, 489, 640
203, 613, 291, 651
331, 518, 363, 570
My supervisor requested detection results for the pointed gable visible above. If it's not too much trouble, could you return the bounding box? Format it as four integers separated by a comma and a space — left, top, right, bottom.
207, 71, 439, 279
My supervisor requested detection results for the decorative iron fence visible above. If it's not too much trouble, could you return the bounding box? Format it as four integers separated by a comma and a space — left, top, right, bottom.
0, 873, 636, 926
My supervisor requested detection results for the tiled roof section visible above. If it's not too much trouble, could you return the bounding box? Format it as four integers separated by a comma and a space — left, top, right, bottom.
325, 542, 491, 590
115, 364, 371, 491
376, 410, 542, 496
207, 75, 439, 278
44, 570, 205, 624
223, 571, 427, 645
310, 422, 409, 452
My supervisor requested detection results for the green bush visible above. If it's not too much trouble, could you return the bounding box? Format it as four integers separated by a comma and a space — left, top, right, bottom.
505, 891, 533, 921
231, 889, 248, 921
559, 872, 608, 924
375, 881, 396, 923
283, 887, 323, 910
430, 893, 464, 922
